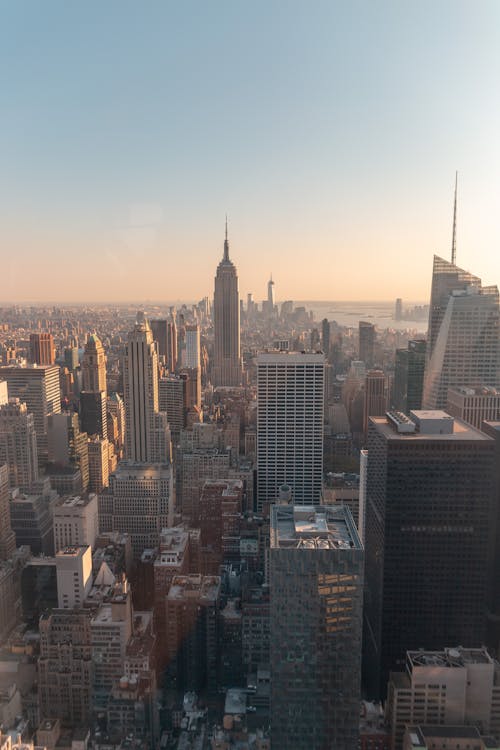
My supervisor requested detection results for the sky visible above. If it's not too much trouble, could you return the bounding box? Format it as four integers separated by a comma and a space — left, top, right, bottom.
1, 1, 500, 304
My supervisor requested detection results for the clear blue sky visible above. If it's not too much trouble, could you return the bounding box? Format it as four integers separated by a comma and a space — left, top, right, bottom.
2, 1, 500, 303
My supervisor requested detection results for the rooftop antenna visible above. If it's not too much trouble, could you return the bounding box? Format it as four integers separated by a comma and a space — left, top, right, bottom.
451, 171, 458, 265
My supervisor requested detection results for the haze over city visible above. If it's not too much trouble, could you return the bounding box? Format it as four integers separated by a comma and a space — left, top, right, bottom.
2, 1, 500, 302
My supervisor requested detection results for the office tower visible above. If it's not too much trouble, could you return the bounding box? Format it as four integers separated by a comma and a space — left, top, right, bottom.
212, 222, 242, 387
180, 367, 201, 412
310, 327, 320, 350
482, 420, 500, 656
321, 318, 331, 356
166, 575, 221, 694
363, 370, 389, 437
150, 319, 168, 359
159, 375, 185, 444
64, 344, 79, 371
98, 462, 174, 558
53, 493, 99, 553
446, 386, 500, 429
166, 316, 177, 372
386, 647, 500, 750
29, 333, 55, 365
257, 352, 324, 508
393, 340, 426, 414
364, 410, 496, 698
87, 436, 110, 494
0, 365, 61, 464
423, 256, 500, 409
270, 504, 364, 749
199, 479, 243, 574
184, 324, 200, 368
267, 274, 275, 311
359, 321, 375, 367
0, 381, 7, 406
10, 479, 57, 555
0, 399, 39, 490
123, 312, 170, 463
395, 298, 403, 321
82, 333, 106, 392
47, 412, 89, 491
56, 545, 93, 609
0, 465, 16, 560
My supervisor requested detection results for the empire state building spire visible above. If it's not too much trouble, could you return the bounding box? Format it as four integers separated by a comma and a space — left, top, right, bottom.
213, 220, 242, 387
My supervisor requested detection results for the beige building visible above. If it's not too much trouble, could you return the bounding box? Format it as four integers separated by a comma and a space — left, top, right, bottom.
386, 648, 500, 750
87, 437, 109, 494
447, 385, 500, 429
53, 493, 98, 553
55, 546, 93, 609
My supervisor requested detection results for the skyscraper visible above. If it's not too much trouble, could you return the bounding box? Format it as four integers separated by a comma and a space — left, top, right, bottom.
422, 256, 500, 409
0, 398, 39, 490
270, 504, 364, 749
0, 365, 61, 465
257, 351, 324, 508
212, 221, 242, 387
184, 324, 200, 369
29, 333, 56, 365
393, 340, 426, 414
123, 312, 170, 463
0, 464, 16, 560
363, 370, 389, 438
321, 318, 331, 357
81, 334, 106, 392
267, 274, 275, 312
364, 410, 496, 698
359, 321, 375, 367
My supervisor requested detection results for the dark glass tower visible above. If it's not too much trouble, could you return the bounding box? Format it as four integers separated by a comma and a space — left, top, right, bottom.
363, 411, 496, 698
392, 339, 426, 413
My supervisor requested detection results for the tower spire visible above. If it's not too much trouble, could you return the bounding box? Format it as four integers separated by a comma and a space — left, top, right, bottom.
451, 171, 458, 266
223, 215, 229, 261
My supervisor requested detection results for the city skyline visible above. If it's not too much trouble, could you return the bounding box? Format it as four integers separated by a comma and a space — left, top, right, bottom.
2, 2, 500, 302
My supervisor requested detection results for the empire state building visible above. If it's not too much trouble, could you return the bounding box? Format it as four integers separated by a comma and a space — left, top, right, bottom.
212, 221, 242, 387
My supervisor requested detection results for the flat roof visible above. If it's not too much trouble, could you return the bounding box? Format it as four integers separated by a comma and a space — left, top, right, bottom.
370, 415, 491, 441
270, 504, 362, 550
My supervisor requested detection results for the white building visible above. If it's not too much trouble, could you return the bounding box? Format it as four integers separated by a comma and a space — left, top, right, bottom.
56, 546, 93, 609
53, 493, 98, 553
183, 324, 200, 369
257, 351, 324, 508
0, 399, 39, 491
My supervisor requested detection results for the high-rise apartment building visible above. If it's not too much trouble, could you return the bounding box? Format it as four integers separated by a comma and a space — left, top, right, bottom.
257, 351, 324, 508
123, 313, 170, 463
212, 223, 242, 387
270, 504, 364, 749
359, 321, 375, 367
393, 340, 426, 414
0, 399, 39, 490
364, 410, 496, 698
423, 256, 500, 409
29, 333, 55, 365
0, 365, 61, 465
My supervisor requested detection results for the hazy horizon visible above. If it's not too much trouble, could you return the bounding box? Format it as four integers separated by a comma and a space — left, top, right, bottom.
3, 2, 500, 302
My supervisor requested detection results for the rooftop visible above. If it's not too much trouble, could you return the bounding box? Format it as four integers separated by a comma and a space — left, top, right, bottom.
167, 574, 221, 603
270, 504, 362, 550
371, 413, 491, 441
408, 646, 493, 671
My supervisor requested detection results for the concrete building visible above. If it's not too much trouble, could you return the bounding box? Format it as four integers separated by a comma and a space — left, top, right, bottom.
0, 366, 61, 465
53, 493, 98, 553
364, 411, 497, 698
386, 647, 500, 750
47, 412, 89, 492
270, 504, 364, 749
55, 545, 93, 609
98, 462, 174, 558
446, 386, 500, 429
199, 479, 243, 574
423, 256, 500, 409
159, 375, 185, 444
0, 466, 15, 560
184, 324, 200, 369
212, 222, 242, 387
166, 575, 221, 693
0, 399, 38, 491
403, 726, 499, 750
29, 333, 55, 366
10, 480, 57, 555
257, 351, 324, 508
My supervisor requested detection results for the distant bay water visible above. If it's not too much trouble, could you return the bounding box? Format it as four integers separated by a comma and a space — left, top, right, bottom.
297, 301, 428, 333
